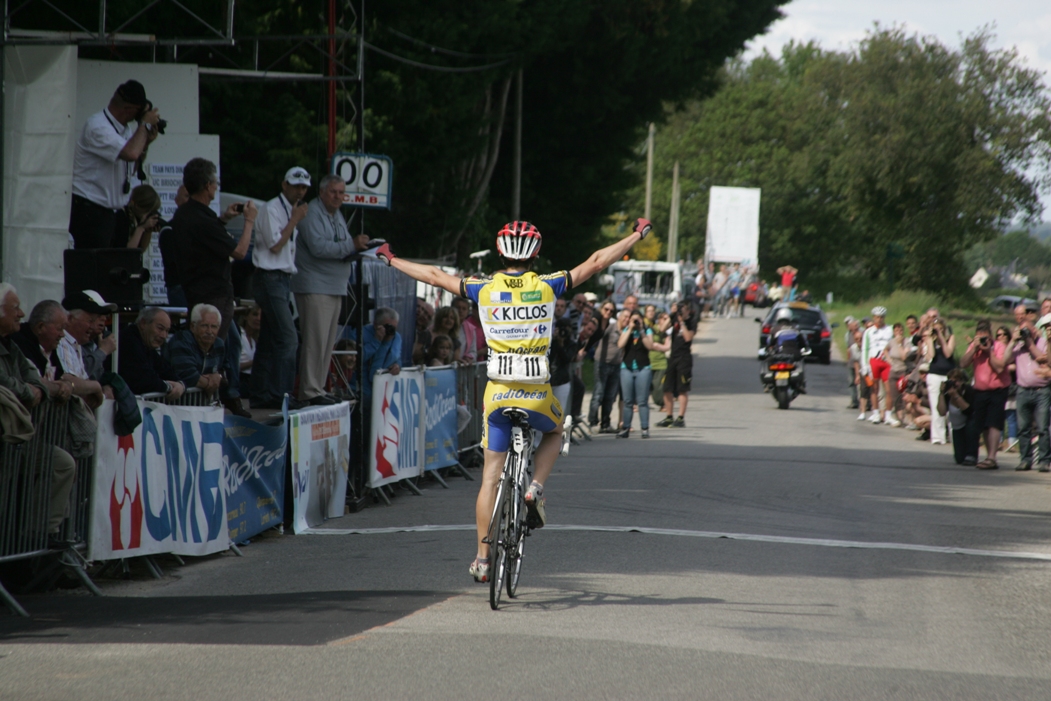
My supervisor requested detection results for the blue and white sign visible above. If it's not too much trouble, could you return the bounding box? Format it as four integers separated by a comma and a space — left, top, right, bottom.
223, 407, 288, 543
424, 367, 459, 471
331, 151, 393, 209
369, 369, 425, 488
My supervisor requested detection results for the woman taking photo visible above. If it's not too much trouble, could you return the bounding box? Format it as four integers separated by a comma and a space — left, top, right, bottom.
616, 309, 669, 439
113, 184, 162, 250
923, 316, 957, 444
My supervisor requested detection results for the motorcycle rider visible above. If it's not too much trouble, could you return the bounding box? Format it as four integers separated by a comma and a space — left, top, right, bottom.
766, 307, 810, 393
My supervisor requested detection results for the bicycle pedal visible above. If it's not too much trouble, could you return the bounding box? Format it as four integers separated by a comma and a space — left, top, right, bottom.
481, 537, 492, 545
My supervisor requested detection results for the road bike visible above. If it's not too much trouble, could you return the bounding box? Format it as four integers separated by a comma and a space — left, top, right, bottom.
484, 408, 536, 610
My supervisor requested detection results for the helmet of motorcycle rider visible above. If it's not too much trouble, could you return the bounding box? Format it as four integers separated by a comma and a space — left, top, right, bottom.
774, 308, 793, 324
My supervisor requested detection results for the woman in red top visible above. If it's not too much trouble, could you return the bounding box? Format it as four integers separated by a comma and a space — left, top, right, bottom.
960, 320, 1011, 469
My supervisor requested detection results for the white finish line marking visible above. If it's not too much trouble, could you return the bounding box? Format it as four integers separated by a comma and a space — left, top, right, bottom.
302, 524, 1051, 562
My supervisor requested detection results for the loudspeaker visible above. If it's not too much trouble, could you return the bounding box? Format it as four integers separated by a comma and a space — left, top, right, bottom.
64, 248, 149, 308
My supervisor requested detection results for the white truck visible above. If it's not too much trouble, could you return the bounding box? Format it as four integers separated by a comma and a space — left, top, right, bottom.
602, 260, 684, 310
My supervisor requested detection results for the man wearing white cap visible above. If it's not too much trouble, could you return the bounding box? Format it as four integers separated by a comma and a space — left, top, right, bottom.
57, 290, 117, 407
250, 167, 311, 409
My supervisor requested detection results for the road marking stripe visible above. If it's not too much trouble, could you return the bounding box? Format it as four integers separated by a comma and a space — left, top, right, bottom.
302, 524, 1051, 562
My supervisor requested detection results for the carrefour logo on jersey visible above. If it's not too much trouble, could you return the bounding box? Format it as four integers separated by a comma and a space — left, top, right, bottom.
484, 304, 550, 322
533, 324, 547, 335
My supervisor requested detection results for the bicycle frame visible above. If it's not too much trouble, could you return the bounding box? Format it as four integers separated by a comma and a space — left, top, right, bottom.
486, 409, 536, 609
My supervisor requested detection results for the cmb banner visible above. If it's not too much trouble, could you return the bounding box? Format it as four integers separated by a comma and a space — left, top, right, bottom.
369, 369, 425, 488
289, 402, 351, 534
424, 366, 459, 471
223, 408, 288, 543
90, 400, 229, 561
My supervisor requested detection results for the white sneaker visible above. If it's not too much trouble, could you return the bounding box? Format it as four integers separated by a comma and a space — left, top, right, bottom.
868, 411, 882, 423
886, 418, 902, 427
857, 412, 867, 421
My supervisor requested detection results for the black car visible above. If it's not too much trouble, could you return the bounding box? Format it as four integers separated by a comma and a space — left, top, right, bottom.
756, 302, 835, 364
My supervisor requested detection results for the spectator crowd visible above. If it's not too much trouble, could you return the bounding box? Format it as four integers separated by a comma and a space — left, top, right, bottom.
1, 79, 707, 550
845, 301, 1051, 471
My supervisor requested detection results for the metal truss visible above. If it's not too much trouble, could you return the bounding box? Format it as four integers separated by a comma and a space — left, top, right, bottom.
3, 0, 361, 82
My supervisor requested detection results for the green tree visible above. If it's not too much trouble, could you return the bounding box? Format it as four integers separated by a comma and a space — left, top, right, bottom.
626, 27, 1051, 297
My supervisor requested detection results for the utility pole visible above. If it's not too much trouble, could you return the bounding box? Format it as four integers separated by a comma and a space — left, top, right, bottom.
666, 161, 680, 263
326, 0, 337, 159
511, 69, 523, 220
644, 122, 654, 220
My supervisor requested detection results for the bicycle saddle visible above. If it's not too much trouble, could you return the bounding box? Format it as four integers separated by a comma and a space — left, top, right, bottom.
501, 407, 531, 426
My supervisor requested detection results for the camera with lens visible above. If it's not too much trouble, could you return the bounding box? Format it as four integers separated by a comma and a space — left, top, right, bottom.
382, 323, 397, 336
1020, 326, 1032, 341
139, 100, 167, 134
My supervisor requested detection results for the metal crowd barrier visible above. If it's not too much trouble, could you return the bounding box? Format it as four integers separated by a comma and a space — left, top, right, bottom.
139, 387, 213, 406
456, 362, 487, 458
0, 400, 71, 616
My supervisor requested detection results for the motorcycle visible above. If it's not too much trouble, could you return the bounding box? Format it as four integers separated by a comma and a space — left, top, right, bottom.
758, 347, 809, 410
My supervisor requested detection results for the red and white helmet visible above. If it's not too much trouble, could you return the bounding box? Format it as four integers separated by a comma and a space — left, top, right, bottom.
495, 221, 542, 261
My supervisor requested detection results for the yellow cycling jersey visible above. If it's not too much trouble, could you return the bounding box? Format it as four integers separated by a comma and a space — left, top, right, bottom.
460, 270, 571, 358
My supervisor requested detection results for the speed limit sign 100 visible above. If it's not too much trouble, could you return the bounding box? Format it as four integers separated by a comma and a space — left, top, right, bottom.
331, 152, 393, 209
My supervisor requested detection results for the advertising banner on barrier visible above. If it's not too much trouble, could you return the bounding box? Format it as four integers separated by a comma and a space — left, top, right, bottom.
424, 366, 459, 471
290, 402, 351, 534
223, 408, 288, 543
369, 369, 425, 488
90, 400, 229, 561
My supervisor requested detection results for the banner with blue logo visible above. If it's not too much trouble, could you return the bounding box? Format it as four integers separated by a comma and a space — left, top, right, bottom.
369, 368, 425, 488
424, 366, 459, 470
223, 404, 288, 543
90, 400, 229, 561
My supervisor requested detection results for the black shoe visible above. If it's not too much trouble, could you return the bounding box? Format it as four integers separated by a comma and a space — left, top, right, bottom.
1039, 464, 1051, 473
223, 397, 252, 419
916, 429, 930, 441
656, 416, 674, 428
598, 425, 615, 434
1016, 462, 1032, 471
616, 429, 630, 438
672, 416, 685, 428
308, 394, 339, 406
255, 397, 307, 411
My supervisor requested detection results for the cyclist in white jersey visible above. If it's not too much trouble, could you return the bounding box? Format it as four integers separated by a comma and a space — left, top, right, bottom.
861, 306, 896, 424
375, 218, 652, 582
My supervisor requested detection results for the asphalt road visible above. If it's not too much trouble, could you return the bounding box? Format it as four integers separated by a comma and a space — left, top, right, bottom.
4, 314, 1051, 700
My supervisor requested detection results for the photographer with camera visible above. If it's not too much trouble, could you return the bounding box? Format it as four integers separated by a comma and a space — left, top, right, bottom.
247, 167, 311, 409
921, 315, 956, 444
937, 368, 979, 465
70, 80, 163, 249
1008, 304, 1050, 471
960, 319, 1011, 469
550, 318, 580, 423
112, 184, 161, 251
616, 309, 669, 439
358, 307, 402, 407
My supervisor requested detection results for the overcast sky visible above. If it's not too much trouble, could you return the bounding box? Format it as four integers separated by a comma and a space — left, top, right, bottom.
743, 1, 1051, 222
745, 0, 1051, 80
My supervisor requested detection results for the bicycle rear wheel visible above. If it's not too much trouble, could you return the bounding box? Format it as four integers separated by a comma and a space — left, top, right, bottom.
489, 475, 511, 610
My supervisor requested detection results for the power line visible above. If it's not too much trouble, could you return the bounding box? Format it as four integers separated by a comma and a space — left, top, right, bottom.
364, 42, 512, 73
386, 27, 517, 60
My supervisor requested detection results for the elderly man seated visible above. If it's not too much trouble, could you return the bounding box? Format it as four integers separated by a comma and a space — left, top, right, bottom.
164, 303, 250, 417
0, 283, 76, 546
118, 306, 185, 399
57, 290, 118, 406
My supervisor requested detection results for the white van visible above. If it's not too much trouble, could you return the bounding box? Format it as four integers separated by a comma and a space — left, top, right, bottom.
603, 260, 683, 310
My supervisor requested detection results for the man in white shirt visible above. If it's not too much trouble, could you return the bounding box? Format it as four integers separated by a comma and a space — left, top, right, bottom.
250, 167, 311, 409
69, 80, 162, 249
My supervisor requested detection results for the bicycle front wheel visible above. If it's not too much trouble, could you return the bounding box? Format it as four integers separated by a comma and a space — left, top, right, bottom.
489, 475, 511, 610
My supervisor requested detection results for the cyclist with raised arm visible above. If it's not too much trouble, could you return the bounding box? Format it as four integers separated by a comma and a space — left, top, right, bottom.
375, 218, 651, 582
